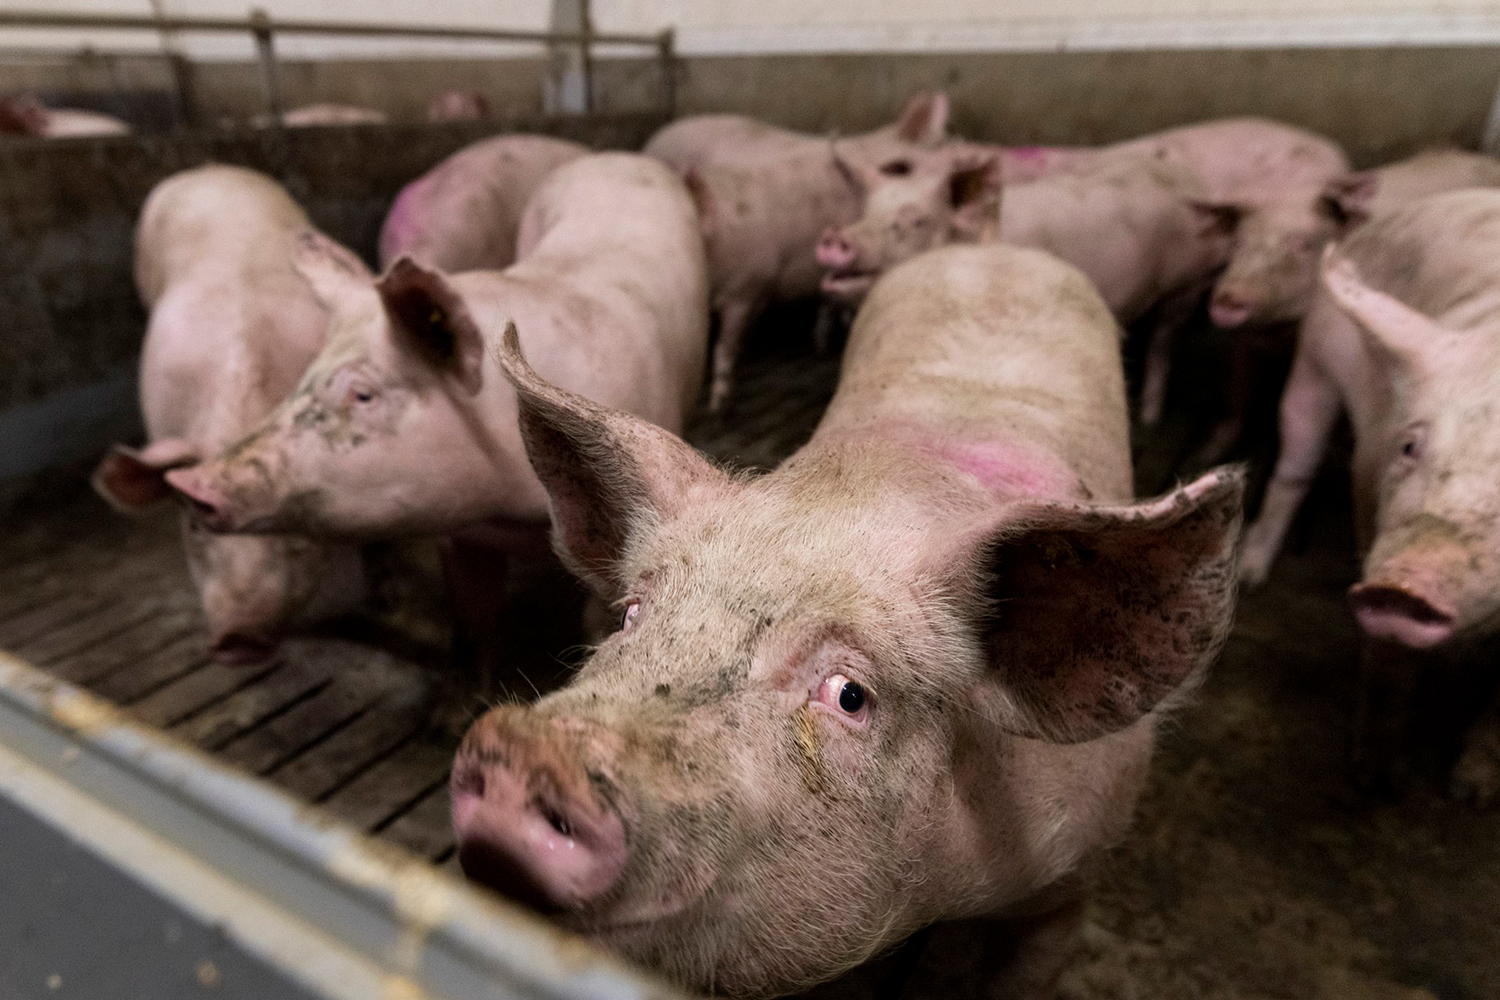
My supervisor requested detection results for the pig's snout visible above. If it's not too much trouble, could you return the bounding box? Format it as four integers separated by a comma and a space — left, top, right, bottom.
816, 227, 859, 270
164, 466, 239, 532
451, 723, 627, 914
1349, 582, 1457, 649
1209, 289, 1255, 328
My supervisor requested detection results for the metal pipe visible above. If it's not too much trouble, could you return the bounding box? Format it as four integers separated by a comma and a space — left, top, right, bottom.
250, 7, 282, 125
0, 9, 661, 48
656, 28, 676, 118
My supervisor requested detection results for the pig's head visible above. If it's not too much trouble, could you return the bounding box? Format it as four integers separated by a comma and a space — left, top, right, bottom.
1322, 249, 1500, 648
93, 440, 365, 662
818, 149, 1001, 301
451, 328, 1244, 996
1201, 193, 1346, 328
167, 234, 509, 540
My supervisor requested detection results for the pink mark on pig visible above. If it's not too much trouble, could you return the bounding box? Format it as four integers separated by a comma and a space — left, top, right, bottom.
1006, 146, 1051, 162
929, 438, 1089, 501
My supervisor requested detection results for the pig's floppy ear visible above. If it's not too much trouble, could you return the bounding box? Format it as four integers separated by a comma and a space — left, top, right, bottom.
92, 439, 200, 513
495, 323, 732, 596
961, 467, 1244, 744
1320, 245, 1448, 376
1188, 200, 1243, 239
1320, 171, 1377, 229
377, 257, 485, 395
293, 229, 372, 306
895, 90, 950, 145
949, 155, 1004, 241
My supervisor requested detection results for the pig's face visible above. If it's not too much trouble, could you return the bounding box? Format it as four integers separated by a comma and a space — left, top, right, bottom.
1323, 252, 1500, 647
452, 329, 1244, 996
184, 526, 365, 662
167, 242, 495, 539
1208, 196, 1344, 328
818, 153, 1000, 302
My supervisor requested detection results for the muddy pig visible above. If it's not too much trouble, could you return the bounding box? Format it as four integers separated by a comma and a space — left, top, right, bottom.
92, 165, 366, 663
1239, 190, 1500, 802
1321, 148, 1500, 230
817, 149, 1236, 426
379, 133, 588, 272
167, 152, 707, 544
451, 244, 1244, 997
645, 92, 950, 411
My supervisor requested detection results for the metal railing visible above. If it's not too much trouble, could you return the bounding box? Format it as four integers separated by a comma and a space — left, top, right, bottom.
0, 7, 677, 125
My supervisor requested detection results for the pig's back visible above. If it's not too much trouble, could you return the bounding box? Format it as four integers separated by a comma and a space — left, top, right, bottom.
1342, 189, 1500, 328
822, 244, 1132, 500
135, 164, 312, 304
135, 166, 327, 445
1113, 116, 1348, 203
645, 114, 810, 171
378, 133, 589, 271
504, 152, 711, 426
1367, 150, 1500, 220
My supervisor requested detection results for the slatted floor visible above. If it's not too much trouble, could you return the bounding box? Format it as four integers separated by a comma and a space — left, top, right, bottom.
0, 319, 841, 870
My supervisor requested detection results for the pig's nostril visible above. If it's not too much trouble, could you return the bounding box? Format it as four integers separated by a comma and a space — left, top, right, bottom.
542, 805, 574, 838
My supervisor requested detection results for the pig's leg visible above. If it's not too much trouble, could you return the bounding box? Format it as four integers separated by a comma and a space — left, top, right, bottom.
1188, 333, 1257, 468
1452, 687, 1500, 808
1137, 284, 1204, 427
708, 293, 766, 414
1239, 348, 1343, 586
1352, 639, 1416, 793
811, 301, 849, 355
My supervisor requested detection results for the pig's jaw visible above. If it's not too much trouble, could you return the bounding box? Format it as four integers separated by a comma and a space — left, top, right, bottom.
821, 270, 878, 302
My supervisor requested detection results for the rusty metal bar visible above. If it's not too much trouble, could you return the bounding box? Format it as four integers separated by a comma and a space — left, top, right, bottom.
0, 9, 661, 48
656, 28, 676, 118
249, 7, 283, 125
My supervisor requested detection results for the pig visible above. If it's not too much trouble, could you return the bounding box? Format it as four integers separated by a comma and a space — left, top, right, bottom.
427, 89, 490, 122
248, 103, 389, 128
816, 149, 1236, 427
0, 94, 130, 137
1321, 148, 1500, 229
644, 92, 951, 411
450, 243, 1244, 997
378, 133, 589, 273
166, 152, 707, 545
1238, 190, 1500, 801
91, 165, 366, 663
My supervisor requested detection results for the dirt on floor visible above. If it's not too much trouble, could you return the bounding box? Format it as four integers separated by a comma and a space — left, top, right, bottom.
6, 304, 1498, 1000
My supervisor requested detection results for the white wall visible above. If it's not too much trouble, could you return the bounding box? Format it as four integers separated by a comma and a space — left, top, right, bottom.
7, 0, 1500, 61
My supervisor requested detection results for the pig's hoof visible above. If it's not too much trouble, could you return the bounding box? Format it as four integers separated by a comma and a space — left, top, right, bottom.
1450, 747, 1500, 809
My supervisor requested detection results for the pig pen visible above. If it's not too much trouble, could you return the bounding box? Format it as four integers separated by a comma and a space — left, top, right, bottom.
3, 139, 1499, 1000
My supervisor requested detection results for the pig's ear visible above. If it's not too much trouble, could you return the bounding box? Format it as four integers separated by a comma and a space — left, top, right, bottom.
1188, 200, 1243, 238
293, 230, 372, 307
959, 467, 1244, 744
895, 91, 949, 145
682, 168, 717, 238
494, 323, 732, 596
949, 155, 1004, 240
1320, 246, 1447, 374
1320, 171, 1377, 229
376, 257, 485, 394
92, 439, 200, 513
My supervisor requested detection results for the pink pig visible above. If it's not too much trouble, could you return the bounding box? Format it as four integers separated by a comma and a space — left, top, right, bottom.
1321, 148, 1500, 229
450, 244, 1243, 997
645, 92, 952, 411
92, 165, 366, 663
378, 133, 589, 272
1240, 189, 1500, 802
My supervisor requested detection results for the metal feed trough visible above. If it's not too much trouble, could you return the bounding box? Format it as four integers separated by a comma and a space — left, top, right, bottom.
0, 651, 682, 1000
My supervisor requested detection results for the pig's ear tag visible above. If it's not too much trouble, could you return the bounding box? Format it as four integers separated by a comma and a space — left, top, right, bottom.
376, 256, 485, 395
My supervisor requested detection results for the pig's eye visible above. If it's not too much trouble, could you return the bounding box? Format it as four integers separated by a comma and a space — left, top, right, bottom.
880, 159, 913, 176
818, 673, 872, 722
620, 599, 641, 633
1397, 424, 1427, 464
